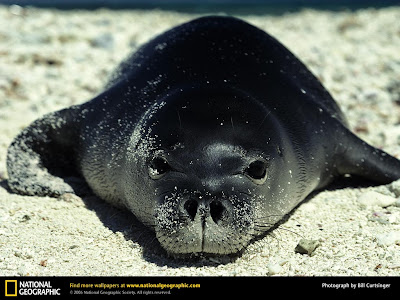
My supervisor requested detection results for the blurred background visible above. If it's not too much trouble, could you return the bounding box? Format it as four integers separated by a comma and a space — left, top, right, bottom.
0, 0, 399, 13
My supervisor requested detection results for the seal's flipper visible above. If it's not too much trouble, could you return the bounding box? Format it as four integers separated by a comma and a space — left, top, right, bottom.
6, 107, 85, 196
337, 129, 400, 184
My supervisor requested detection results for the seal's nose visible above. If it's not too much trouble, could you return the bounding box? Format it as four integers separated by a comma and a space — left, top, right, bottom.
183, 198, 226, 224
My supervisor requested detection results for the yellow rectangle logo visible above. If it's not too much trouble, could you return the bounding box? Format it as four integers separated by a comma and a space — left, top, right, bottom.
5, 280, 17, 297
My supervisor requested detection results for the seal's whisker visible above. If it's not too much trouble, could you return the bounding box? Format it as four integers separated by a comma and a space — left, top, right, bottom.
256, 110, 271, 131
254, 214, 285, 219
238, 191, 252, 197
253, 221, 303, 239
274, 226, 303, 238
176, 110, 182, 130
156, 190, 176, 198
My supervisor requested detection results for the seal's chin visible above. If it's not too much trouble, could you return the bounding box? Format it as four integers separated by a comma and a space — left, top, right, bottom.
154, 192, 254, 255
156, 225, 250, 255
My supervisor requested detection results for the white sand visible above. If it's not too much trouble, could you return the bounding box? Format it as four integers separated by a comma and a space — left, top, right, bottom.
1, 5, 400, 276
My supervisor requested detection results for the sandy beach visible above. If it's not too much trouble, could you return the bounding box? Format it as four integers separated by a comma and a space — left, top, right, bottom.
1, 5, 400, 276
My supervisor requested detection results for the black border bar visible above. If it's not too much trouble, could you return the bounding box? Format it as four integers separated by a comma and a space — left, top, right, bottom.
1, 276, 399, 297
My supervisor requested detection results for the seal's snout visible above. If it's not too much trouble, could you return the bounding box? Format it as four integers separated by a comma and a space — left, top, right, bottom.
154, 188, 254, 255
183, 198, 226, 224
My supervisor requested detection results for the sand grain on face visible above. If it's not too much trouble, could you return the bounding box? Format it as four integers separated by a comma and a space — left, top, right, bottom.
1, 6, 400, 276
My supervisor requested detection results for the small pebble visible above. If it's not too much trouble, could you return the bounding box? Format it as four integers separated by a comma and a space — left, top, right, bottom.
387, 263, 400, 269
295, 239, 320, 256
357, 191, 397, 207
389, 179, 400, 198
267, 263, 282, 275
9, 4, 24, 16
375, 231, 400, 246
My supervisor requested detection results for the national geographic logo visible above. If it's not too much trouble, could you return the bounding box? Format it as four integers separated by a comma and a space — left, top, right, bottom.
5, 280, 17, 297
5, 280, 61, 297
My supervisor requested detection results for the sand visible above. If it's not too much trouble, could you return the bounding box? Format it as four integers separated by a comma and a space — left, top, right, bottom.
1, 5, 400, 276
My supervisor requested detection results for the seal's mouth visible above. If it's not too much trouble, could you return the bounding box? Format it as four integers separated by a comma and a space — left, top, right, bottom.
154, 190, 254, 255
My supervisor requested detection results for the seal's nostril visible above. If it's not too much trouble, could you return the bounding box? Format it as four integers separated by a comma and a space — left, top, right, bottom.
184, 199, 198, 221
184, 199, 226, 223
210, 200, 225, 224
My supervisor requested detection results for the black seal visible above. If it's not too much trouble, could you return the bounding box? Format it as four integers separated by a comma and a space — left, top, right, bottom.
7, 16, 400, 255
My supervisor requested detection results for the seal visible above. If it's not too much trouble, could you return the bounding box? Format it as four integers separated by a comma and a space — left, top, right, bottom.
7, 16, 400, 255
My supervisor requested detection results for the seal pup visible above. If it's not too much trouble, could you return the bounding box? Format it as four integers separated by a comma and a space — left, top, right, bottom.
7, 16, 400, 255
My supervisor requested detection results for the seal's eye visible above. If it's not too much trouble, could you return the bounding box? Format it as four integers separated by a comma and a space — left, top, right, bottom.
245, 160, 268, 184
149, 157, 171, 179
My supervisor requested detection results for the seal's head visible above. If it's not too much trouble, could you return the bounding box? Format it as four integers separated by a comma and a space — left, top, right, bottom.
123, 87, 301, 256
